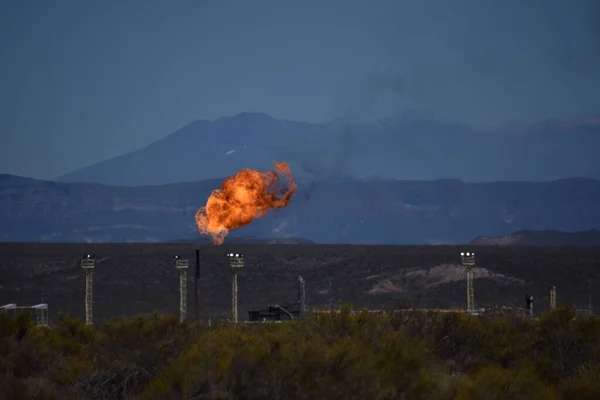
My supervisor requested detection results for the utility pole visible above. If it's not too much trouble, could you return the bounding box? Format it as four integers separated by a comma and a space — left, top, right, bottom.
461, 252, 476, 312
80, 255, 95, 326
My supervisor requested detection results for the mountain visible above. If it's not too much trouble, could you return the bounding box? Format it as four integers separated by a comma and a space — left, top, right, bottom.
57, 113, 329, 186
3, 174, 600, 244
56, 112, 600, 186
472, 229, 600, 246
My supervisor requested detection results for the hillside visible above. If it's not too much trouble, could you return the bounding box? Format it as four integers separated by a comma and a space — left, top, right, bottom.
3, 175, 600, 244
472, 229, 600, 246
56, 112, 600, 186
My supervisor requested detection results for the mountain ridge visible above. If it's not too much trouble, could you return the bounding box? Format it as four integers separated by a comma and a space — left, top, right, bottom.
56, 112, 600, 186
3, 174, 600, 244
472, 229, 600, 246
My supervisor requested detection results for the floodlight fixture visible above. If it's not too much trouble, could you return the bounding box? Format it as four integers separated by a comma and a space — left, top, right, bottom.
227, 253, 244, 270
460, 251, 476, 267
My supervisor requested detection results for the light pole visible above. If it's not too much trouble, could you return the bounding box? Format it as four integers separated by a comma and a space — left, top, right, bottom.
174, 256, 189, 323
460, 252, 476, 312
80, 254, 95, 326
298, 275, 306, 317
227, 253, 244, 323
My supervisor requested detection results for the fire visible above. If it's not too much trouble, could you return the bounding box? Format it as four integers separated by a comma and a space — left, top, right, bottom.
195, 161, 297, 244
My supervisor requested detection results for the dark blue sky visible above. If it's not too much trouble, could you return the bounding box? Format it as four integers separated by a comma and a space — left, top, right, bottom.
1, 0, 599, 179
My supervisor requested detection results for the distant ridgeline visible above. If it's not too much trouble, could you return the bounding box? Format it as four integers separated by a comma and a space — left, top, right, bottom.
169, 237, 315, 245
471, 229, 600, 246
3, 173, 600, 244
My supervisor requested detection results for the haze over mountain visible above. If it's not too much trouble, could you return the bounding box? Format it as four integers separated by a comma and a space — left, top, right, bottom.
3, 174, 600, 244
3, 1, 600, 182
57, 112, 600, 187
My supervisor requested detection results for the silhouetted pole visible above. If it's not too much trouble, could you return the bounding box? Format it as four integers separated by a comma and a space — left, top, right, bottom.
195, 249, 200, 321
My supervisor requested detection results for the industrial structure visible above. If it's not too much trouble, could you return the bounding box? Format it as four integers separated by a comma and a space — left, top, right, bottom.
6, 247, 598, 326
227, 253, 244, 323
0, 303, 16, 313
247, 275, 307, 322
525, 294, 534, 317
81, 254, 95, 326
1, 303, 48, 326
248, 304, 297, 321
174, 256, 189, 323
460, 252, 476, 312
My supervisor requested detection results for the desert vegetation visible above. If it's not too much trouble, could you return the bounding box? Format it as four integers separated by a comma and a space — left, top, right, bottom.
1, 307, 600, 399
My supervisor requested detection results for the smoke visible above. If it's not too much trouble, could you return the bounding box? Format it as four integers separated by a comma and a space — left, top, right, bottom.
335, 0, 600, 127
274, 0, 600, 185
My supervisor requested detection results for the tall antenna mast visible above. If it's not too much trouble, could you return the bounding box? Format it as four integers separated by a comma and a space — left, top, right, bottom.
227, 253, 244, 323
460, 252, 476, 312
174, 256, 189, 323
80, 254, 95, 326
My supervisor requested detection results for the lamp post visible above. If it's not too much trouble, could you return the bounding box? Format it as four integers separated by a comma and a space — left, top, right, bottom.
227, 253, 244, 323
81, 254, 95, 326
460, 252, 476, 312
174, 256, 189, 323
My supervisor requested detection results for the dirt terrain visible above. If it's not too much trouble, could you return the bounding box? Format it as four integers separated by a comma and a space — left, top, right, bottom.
1, 243, 599, 323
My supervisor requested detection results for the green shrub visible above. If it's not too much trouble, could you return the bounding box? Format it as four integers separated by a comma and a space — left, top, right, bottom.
1, 308, 600, 399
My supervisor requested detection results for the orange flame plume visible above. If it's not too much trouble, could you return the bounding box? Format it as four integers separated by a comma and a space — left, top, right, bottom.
195, 161, 297, 245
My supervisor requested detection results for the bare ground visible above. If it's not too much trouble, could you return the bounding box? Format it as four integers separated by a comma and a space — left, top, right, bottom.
0, 243, 599, 323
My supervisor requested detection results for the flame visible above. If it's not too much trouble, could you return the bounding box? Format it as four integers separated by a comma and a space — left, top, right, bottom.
195, 161, 296, 244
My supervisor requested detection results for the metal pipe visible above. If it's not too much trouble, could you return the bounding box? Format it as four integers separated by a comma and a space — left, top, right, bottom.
274, 304, 295, 320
